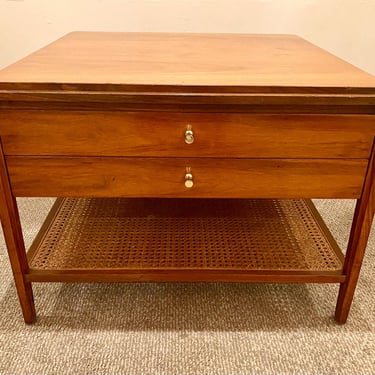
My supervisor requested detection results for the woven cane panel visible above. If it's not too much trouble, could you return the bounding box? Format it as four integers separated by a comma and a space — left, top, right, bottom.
29, 198, 342, 272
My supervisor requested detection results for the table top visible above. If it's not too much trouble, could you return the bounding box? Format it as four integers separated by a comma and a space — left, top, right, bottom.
1, 32, 375, 94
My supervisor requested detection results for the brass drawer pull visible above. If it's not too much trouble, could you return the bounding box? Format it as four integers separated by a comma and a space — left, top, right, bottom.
184, 126, 194, 144
184, 168, 194, 188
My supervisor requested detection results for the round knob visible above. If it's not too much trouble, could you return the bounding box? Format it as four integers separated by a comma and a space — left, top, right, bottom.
185, 129, 194, 144
185, 172, 194, 188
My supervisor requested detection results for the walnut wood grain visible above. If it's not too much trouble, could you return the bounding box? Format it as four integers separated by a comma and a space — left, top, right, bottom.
7, 156, 367, 199
1, 92, 375, 113
25, 271, 346, 283
0, 141, 35, 323
335, 143, 375, 323
1, 111, 374, 158
1, 33, 375, 112
1, 32, 375, 91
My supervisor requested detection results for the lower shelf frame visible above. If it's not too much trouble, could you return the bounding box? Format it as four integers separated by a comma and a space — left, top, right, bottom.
26, 197, 345, 284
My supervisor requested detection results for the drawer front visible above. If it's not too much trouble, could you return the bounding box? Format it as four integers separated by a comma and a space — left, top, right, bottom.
1, 111, 374, 158
7, 156, 366, 198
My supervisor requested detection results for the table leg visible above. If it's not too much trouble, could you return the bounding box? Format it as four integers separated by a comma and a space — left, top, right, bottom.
0, 141, 36, 323
335, 145, 375, 324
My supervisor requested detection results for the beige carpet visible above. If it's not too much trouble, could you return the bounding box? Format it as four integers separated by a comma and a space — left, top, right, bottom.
0, 198, 374, 375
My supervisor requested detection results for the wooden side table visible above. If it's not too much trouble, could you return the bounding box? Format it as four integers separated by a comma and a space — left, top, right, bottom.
0, 32, 375, 324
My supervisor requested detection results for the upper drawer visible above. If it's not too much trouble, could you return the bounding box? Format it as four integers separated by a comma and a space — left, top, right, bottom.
0, 111, 374, 158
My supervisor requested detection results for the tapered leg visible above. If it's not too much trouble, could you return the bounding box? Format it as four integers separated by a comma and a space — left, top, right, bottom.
0, 140, 36, 323
335, 145, 375, 324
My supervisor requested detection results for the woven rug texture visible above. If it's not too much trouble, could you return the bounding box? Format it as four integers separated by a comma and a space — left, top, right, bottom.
0, 198, 374, 375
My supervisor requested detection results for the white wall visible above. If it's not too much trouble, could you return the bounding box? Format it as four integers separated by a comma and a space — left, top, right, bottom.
0, 0, 374, 75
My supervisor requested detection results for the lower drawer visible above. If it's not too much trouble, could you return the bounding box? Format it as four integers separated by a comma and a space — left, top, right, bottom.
7, 156, 366, 198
